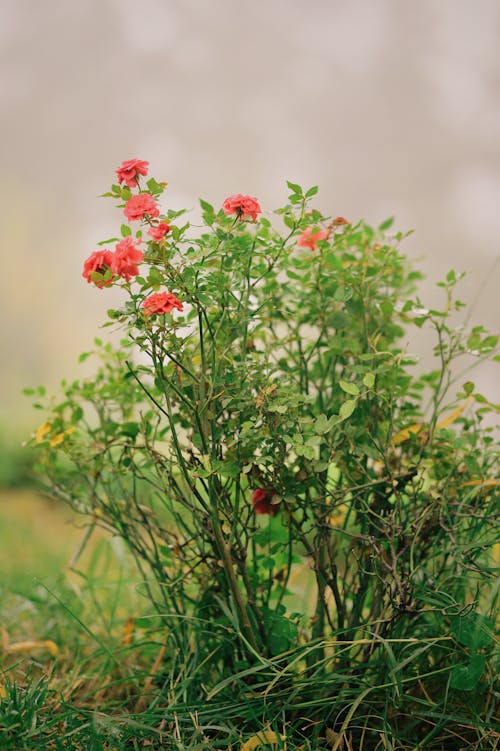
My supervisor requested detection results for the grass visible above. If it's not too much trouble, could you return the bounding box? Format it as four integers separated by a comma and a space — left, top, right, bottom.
0, 490, 162, 750
1, 491, 499, 750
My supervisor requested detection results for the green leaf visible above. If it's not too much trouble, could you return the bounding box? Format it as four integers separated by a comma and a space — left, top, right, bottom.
146, 177, 163, 195
339, 399, 357, 421
305, 185, 318, 198
97, 237, 119, 246
339, 380, 359, 396
261, 606, 298, 656
267, 404, 288, 414
450, 613, 494, 649
286, 180, 302, 195
199, 198, 214, 213
450, 654, 486, 690
148, 267, 164, 286
380, 299, 394, 317
218, 460, 240, 479
333, 285, 353, 302
363, 373, 375, 388
467, 332, 481, 351
481, 335, 498, 351
158, 545, 172, 561
72, 406, 83, 422
462, 381, 474, 395
314, 414, 336, 434
120, 422, 140, 439
120, 224, 131, 237
294, 443, 316, 460
268, 515, 290, 544
378, 217, 394, 231
313, 460, 330, 472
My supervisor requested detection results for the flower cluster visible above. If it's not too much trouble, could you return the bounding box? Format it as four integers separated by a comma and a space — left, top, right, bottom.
82, 238, 144, 287
116, 159, 166, 228
83, 161, 278, 324
82, 160, 186, 322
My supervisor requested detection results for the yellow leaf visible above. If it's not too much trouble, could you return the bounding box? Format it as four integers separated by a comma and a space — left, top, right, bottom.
49, 426, 75, 447
460, 479, 500, 488
391, 423, 422, 445
0, 684, 6, 699
327, 504, 348, 527
35, 422, 75, 447
391, 397, 473, 446
240, 729, 285, 751
493, 544, 500, 565
122, 617, 135, 646
6, 640, 58, 657
35, 422, 51, 443
437, 396, 473, 429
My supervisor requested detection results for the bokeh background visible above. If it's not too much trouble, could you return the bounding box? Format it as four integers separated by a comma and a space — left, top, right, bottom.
2, 0, 499, 441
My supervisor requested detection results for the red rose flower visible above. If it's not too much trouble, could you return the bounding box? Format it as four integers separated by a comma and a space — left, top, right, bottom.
142, 291, 184, 317
116, 158, 149, 188
82, 250, 115, 288
222, 194, 261, 221
148, 221, 170, 241
297, 227, 329, 250
124, 194, 160, 222
251, 488, 279, 516
111, 237, 144, 281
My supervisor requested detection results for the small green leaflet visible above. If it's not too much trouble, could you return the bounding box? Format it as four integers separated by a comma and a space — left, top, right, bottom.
363, 373, 375, 388
339, 380, 359, 396
450, 655, 486, 691
339, 399, 357, 421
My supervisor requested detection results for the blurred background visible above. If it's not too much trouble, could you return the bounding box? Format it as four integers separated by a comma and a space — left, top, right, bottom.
1, 0, 499, 469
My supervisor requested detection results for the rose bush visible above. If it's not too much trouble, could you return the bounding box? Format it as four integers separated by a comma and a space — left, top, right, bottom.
30, 163, 499, 749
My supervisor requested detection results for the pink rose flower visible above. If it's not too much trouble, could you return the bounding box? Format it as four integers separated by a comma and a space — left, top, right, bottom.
142, 291, 184, 316
297, 227, 329, 250
148, 221, 170, 241
124, 194, 160, 222
111, 237, 144, 282
222, 194, 261, 221
82, 250, 115, 288
116, 159, 149, 188
251, 488, 279, 516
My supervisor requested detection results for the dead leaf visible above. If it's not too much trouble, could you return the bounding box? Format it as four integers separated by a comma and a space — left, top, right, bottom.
240, 729, 285, 751
6, 640, 58, 657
